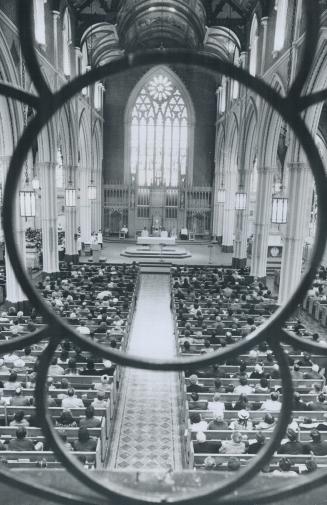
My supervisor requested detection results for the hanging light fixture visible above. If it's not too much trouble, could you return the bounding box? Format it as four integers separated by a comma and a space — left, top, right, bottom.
65, 162, 76, 207
235, 191, 247, 210
217, 189, 226, 203
88, 181, 96, 200
65, 187, 76, 207
32, 177, 40, 190
271, 195, 288, 224
20, 190, 36, 217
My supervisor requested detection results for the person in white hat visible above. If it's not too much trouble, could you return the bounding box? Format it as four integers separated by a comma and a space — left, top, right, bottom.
229, 410, 253, 431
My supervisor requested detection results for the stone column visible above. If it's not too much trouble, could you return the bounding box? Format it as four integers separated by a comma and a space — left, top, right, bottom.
212, 171, 224, 244
233, 172, 251, 268
251, 166, 274, 279
39, 161, 59, 273
278, 163, 312, 305
65, 165, 78, 263
0, 156, 28, 303
222, 170, 236, 253
79, 166, 92, 244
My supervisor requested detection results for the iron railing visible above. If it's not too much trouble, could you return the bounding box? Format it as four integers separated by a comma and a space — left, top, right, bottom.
0, 1, 327, 504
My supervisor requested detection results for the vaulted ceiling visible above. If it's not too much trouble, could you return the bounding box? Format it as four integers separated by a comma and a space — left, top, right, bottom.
65, 0, 267, 49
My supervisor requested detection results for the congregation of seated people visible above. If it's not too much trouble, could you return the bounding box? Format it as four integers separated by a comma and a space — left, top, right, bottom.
0, 262, 139, 468
172, 265, 327, 474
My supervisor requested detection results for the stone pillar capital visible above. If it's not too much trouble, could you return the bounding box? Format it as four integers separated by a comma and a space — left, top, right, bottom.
257, 166, 275, 174
288, 162, 309, 171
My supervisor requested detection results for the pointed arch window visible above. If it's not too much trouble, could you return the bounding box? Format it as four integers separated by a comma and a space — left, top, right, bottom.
63, 9, 72, 77
249, 15, 259, 76
273, 0, 288, 53
129, 72, 190, 187
33, 0, 46, 45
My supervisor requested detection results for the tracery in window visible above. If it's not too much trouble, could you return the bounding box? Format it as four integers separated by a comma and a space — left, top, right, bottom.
33, 0, 46, 45
130, 72, 189, 187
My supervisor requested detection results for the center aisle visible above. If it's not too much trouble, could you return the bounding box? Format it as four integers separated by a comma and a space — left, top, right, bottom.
108, 273, 182, 471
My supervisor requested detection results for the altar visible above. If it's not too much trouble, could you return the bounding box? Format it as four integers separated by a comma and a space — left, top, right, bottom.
137, 236, 176, 249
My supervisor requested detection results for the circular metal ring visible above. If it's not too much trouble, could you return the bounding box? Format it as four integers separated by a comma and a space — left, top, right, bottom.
34, 335, 294, 505
3, 51, 327, 372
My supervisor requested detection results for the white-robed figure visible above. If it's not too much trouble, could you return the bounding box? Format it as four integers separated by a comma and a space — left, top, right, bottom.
97, 230, 103, 249
121, 224, 128, 238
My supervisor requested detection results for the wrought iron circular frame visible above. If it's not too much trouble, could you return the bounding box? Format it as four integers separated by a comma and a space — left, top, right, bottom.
0, 1, 326, 504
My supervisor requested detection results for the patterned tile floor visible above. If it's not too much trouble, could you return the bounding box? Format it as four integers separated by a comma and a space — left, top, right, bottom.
108, 274, 182, 471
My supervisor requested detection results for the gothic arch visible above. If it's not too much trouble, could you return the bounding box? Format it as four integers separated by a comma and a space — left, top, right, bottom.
244, 99, 258, 172
226, 113, 238, 173
123, 65, 195, 184
259, 74, 286, 169
78, 108, 91, 170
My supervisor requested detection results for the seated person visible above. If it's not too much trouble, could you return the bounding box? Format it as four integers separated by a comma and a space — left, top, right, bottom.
234, 377, 254, 396
188, 392, 207, 410
303, 429, 327, 456
272, 457, 299, 477
190, 413, 208, 432
73, 427, 97, 452
55, 410, 78, 428
58, 430, 73, 451
10, 387, 31, 407
278, 428, 306, 454
9, 410, 29, 427
207, 393, 225, 416
193, 431, 221, 453
220, 431, 247, 454
254, 413, 276, 431
260, 392, 282, 412
91, 391, 107, 408
8, 426, 35, 451
208, 412, 228, 431
62, 388, 84, 409
247, 431, 266, 454
4, 371, 22, 391
79, 405, 102, 429
187, 374, 208, 393
229, 409, 253, 431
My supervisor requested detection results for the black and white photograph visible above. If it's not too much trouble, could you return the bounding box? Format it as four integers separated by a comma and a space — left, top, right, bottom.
0, 1, 326, 504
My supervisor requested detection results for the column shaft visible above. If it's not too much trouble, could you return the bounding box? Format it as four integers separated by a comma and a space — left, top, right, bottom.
65, 165, 78, 262
222, 171, 236, 252
233, 172, 251, 268
278, 163, 311, 304
251, 167, 274, 279
79, 166, 92, 244
39, 162, 59, 273
212, 172, 224, 243
1, 156, 27, 303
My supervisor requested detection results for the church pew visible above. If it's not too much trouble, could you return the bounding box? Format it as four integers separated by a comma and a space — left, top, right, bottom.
188, 410, 327, 421
191, 450, 327, 470
0, 443, 101, 468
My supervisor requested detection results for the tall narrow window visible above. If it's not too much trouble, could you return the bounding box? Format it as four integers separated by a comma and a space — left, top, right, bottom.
273, 0, 288, 53
33, 0, 46, 45
249, 15, 259, 76
129, 72, 189, 187
63, 9, 72, 76
56, 147, 64, 188
81, 43, 89, 95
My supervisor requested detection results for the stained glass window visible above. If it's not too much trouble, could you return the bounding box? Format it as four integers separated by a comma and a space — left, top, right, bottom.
130, 73, 189, 187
